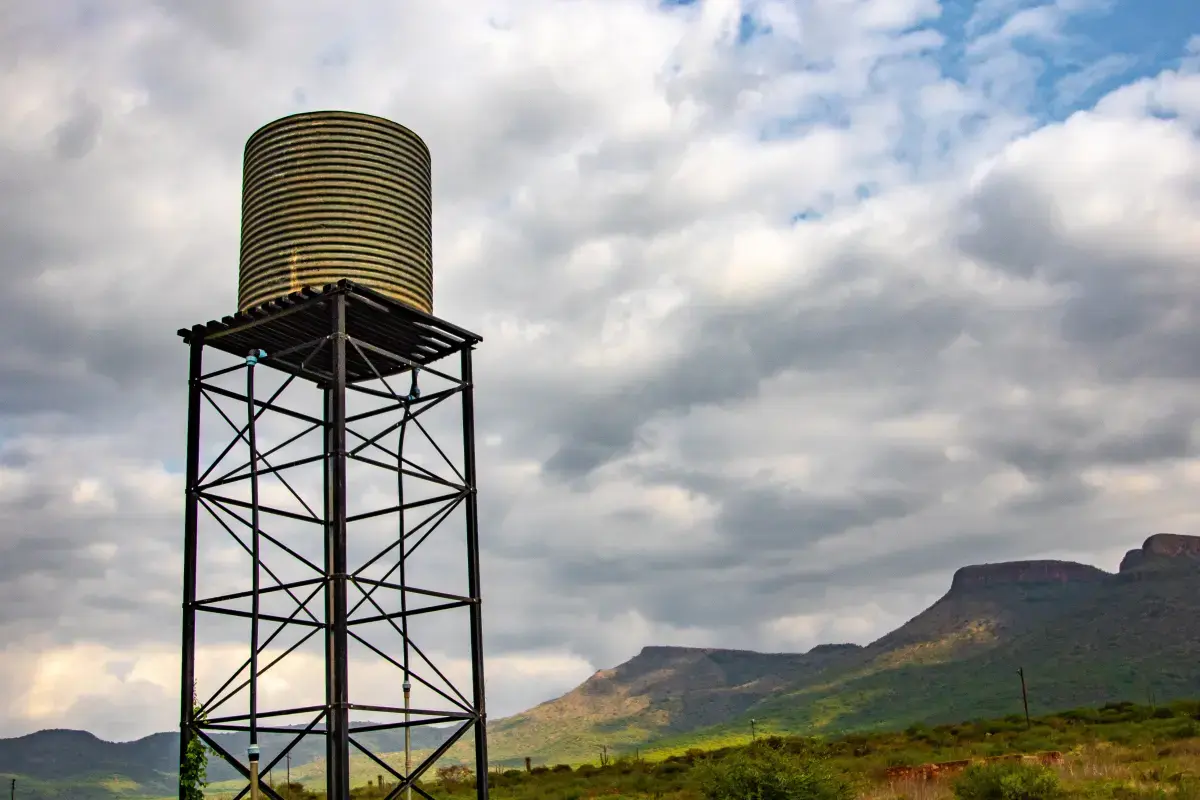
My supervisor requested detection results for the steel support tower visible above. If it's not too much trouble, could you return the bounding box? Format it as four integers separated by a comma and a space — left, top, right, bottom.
177, 280, 488, 800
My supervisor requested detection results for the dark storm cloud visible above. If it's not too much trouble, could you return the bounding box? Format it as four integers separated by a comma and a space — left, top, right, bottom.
52, 95, 103, 160
0, 486, 181, 644
714, 486, 930, 549
958, 170, 1063, 279
0, 535, 106, 583
968, 400, 1199, 480
544, 288, 971, 479
958, 135, 1200, 386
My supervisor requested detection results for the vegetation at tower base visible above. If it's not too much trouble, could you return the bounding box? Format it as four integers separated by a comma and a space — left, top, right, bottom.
178, 694, 209, 800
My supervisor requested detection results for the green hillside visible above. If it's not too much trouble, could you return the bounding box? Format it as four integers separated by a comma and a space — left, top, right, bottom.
286, 700, 1200, 799
481, 536, 1200, 765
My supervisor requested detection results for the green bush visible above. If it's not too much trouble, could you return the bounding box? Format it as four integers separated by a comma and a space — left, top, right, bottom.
1168, 721, 1199, 739
953, 762, 1064, 800
655, 761, 688, 776
695, 747, 855, 800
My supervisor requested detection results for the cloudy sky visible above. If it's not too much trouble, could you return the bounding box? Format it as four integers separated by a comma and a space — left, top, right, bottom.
2, 0, 1200, 743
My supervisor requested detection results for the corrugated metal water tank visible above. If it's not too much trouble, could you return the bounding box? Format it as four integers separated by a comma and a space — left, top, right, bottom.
237, 110, 434, 314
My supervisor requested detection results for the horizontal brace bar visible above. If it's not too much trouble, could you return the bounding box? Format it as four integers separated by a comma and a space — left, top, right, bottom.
345, 381, 420, 403
346, 453, 464, 490
200, 382, 323, 427
349, 716, 471, 733
344, 385, 460, 424
204, 705, 328, 725
349, 600, 472, 625
200, 492, 323, 525
263, 335, 332, 364
262, 356, 334, 385
200, 362, 247, 382
351, 578, 471, 605
195, 606, 325, 628
195, 578, 324, 608
348, 338, 466, 387
201, 452, 327, 491
348, 704, 476, 719
204, 723, 323, 735
346, 490, 464, 524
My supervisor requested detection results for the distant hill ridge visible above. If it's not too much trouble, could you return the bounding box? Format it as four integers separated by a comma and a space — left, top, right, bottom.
484, 533, 1200, 763
948, 559, 1109, 592
1120, 533, 1200, 573
4, 533, 1199, 795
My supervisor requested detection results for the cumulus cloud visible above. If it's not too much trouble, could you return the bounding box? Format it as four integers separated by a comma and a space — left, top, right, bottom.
1, 0, 1199, 741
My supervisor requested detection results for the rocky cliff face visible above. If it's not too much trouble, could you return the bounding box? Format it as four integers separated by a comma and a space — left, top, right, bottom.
949, 560, 1110, 593
1120, 533, 1200, 573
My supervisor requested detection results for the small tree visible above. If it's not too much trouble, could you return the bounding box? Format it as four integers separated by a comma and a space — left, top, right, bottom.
180, 687, 210, 800
436, 764, 475, 791
695, 747, 855, 800
953, 762, 1064, 800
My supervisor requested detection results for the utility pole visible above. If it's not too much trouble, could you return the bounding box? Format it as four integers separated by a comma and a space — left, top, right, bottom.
751, 719, 757, 742
1017, 668, 1031, 729
286, 753, 291, 798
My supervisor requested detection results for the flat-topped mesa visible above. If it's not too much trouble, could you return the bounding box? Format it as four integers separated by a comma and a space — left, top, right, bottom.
808, 643, 863, 656
949, 560, 1109, 593
1119, 533, 1200, 573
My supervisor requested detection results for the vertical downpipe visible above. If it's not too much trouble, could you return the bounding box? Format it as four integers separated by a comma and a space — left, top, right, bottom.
398, 410, 412, 800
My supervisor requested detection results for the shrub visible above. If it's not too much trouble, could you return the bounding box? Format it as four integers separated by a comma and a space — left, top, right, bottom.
1168, 720, 1199, 739
695, 747, 855, 800
436, 764, 475, 791
783, 737, 825, 757
953, 762, 1064, 800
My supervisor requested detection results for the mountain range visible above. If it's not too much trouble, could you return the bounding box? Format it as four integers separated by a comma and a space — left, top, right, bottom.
484, 533, 1200, 762
2, 532, 1198, 797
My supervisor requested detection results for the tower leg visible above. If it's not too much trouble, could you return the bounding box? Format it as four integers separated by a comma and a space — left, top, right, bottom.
326, 294, 352, 798
461, 347, 490, 800
179, 337, 203, 799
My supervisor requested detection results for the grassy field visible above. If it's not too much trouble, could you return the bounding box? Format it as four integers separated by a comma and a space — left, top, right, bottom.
201, 699, 1200, 799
